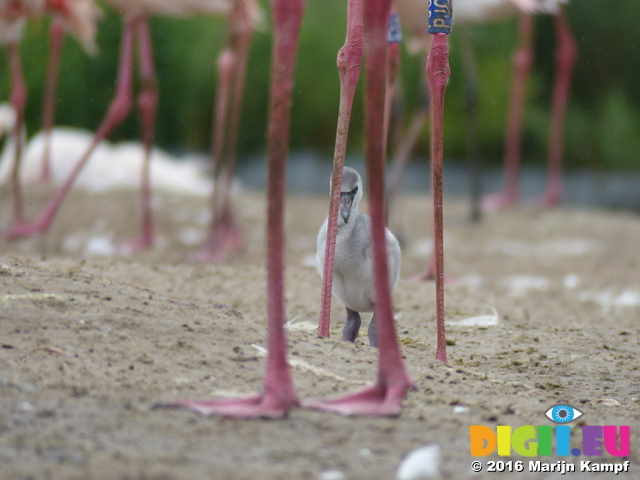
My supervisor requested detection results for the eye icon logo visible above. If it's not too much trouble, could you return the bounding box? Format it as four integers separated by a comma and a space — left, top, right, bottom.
544, 404, 584, 424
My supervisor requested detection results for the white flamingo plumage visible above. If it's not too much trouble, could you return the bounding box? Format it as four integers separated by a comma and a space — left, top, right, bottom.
0, 103, 212, 197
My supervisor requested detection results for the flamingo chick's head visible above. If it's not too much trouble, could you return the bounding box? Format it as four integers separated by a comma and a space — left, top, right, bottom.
338, 167, 362, 225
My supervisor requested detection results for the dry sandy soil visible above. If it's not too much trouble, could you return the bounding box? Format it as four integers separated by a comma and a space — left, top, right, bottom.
0, 183, 639, 479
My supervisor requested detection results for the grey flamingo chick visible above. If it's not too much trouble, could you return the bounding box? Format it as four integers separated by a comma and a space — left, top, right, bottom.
305, 0, 414, 416
317, 166, 401, 348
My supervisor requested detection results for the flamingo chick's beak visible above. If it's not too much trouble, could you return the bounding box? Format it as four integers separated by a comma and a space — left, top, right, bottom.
340, 191, 354, 224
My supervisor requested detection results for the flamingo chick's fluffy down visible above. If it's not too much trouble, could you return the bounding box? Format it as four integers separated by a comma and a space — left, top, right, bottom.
316, 167, 401, 347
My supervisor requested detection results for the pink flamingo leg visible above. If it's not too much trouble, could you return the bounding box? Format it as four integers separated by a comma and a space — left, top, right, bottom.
212, 48, 234, 178
155, 0, 305, 419
5, 15, 139, 240
482, 14, 534, 211
535, 7, 576, 207
427, 33, 450, 364
305, 0, 413, 417
122, 16, 158, 252
411, 251, 437, 282
194, 1, 253, 262
411, 156, 456, 285
317, 0, 365, 339
217, 1, 252, 254
409, 146, 447, 283
386, 86, 428, 237
387, 102, 428, 199
192, 47, 234, 262
385, 44, 456, 284
6, 41, 28, 232
39, 19, 65, 184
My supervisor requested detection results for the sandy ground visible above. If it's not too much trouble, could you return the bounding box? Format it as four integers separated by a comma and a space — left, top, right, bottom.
0, 183, 639, 479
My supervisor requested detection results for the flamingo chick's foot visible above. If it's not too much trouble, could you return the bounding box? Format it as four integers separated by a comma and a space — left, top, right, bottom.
303, 381, 414, 417
154, 392, 298, 419
480, 191, 518, 211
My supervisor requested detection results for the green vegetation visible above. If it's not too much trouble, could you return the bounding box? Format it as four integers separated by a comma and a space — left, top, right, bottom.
2, 0, 639, 170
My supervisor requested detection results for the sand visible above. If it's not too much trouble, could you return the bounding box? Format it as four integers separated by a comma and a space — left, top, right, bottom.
0, 184, 639, 479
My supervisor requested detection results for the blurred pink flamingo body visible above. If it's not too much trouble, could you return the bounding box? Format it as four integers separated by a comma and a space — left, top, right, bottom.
393, 0, 576, 281
5, 0, 262, 256
1, 0, 101, 233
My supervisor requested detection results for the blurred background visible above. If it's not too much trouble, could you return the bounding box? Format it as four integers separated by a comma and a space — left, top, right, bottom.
2, 0, 639, 205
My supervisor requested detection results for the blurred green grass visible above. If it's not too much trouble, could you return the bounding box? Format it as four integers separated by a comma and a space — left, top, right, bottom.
2, 0, 639, 171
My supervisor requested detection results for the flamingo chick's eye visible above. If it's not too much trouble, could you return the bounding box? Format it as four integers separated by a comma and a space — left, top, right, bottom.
544, 404, 584, 424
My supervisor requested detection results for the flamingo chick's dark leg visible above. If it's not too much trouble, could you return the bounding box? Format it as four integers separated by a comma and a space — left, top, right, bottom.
122, 15, 158, 252
342, 307, 362, 342
481, 14, 534, 211
317, 0, 364, 338
39, 20, 65, 184
154, 0, 305, 419
304, 0, 413, 417
5, 14, 139, 240
535, 7, 576, 207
